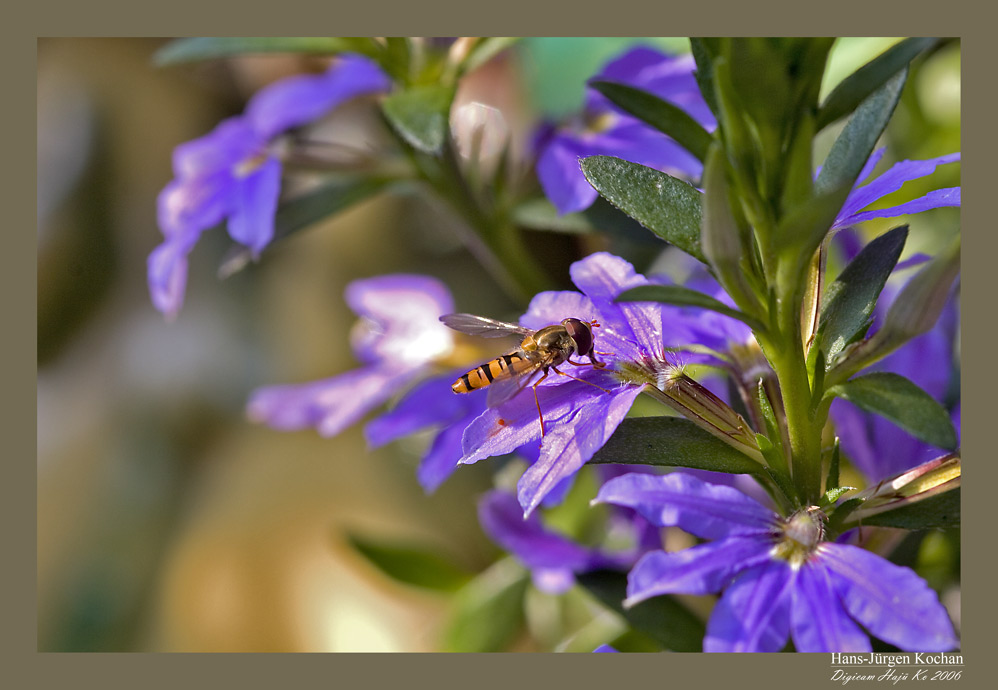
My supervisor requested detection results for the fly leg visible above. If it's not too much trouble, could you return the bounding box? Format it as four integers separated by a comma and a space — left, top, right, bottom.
532, 369, 550, 436
551, 365, 612, 394
567, 354, 607, 369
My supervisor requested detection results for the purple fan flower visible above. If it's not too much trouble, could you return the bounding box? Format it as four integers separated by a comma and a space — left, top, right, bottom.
457, 251, 708, 517
478, 490, 640, 594
595, 472, 958, 652
247, 274, 454, 439
832, 148, 960, 230
535, 46, 716, 215
364, 371, 490, 493
149, 54, 391, 319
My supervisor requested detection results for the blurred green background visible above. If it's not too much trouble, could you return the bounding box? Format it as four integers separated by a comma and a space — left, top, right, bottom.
37, 37, 960, 652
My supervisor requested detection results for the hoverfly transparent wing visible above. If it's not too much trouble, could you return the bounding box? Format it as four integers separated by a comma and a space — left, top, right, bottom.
485, 361, 541, 408
439, 313, 534, 339
484, 347, 562, 408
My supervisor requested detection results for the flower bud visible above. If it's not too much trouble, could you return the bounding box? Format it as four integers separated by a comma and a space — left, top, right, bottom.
850, 452, 960, 521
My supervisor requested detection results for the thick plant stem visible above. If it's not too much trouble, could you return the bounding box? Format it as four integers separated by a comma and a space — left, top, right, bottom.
760, 298, 823, 504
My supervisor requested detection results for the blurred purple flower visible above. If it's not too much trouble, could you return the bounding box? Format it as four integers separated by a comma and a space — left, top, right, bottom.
478, 490, 639, 594
595, 472, 958, 652
364, 371, 488, 493
535, 46, 716, 215
149, 54, 391, 319
248, 274, 454, 438
832, 149, 960, 230
457, 252, 708, 517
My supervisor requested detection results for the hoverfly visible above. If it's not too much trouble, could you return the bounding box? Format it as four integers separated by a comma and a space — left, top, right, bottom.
439, 313, 609, 436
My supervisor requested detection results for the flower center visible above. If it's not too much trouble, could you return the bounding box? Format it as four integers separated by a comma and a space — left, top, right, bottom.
772, 507, 825, 568
581, 110, 618, 135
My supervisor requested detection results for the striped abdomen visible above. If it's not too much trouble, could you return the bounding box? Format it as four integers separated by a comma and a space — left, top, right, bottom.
452, 352, 532, 393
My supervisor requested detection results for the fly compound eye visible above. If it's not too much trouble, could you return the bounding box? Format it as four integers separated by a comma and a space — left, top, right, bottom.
562, 318, 594, 355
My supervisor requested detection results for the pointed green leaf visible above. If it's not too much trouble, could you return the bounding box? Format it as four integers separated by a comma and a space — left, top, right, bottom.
217, 176, 391, 278
615, 285, 765, 331
689, 38, 721, 118
820, 486, 855, 509
382, 84, 455, 153
872, 236, 961, 351
819, 225, 908, 365
827, 497, 864, 534
154, 37, 376, 65
511, 197, 657, 245
815, 68, 907, 195
577, 570, 704, 652
588, 416, 761, 475
854, 487, 960, 530
700, 143, 764, 316
441, 558, 529, 652
346, 533, 472, 592
580, 156, 705, 262
755, 435, 791, 496
756, 382, 788, 478
589, 81, 713, 162
826, 437, 841, 491
828, 372, 957, 450
775, 181, 852, 265
827, 237, 959, 386
818, 38, 938, 130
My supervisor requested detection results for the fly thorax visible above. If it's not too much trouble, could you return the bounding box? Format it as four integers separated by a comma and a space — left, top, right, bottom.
534, 326, 574, 353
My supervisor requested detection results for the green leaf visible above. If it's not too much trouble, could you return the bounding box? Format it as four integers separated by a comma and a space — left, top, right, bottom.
827, 497, 864, 534
820, 485, 855, 509
856, 487, 960, 530
589, 81, 713, 162
580, 156, 705, 262
577, 570, 704, 652
606, 629, 667, 653
154, 37, 376, 65
689, 38, 721, 118
380, 37, 412, 82
346, 533, 471, 592
441, 558, 529, 652
615, 285, 765, 331
826, 437, 841, 491
217, 176, 391, 278
756, 381, 786, 465
818, 225, 908, 365
588, 416, 762, 475
511, 197, 658, 245
827, 372, 957, 450
826, 236, 959, 387
818, 38, 938, 130
872, 236, 961, 350
382, 84, 455, 154
775, 181, 852, 268
700, 142, 764, 318
815, 68, 907, 196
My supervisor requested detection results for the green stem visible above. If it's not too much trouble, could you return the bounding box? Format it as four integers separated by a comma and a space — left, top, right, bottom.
388, 123, 553, 306
433, 138, 554, 303
759, 282, 823, 504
